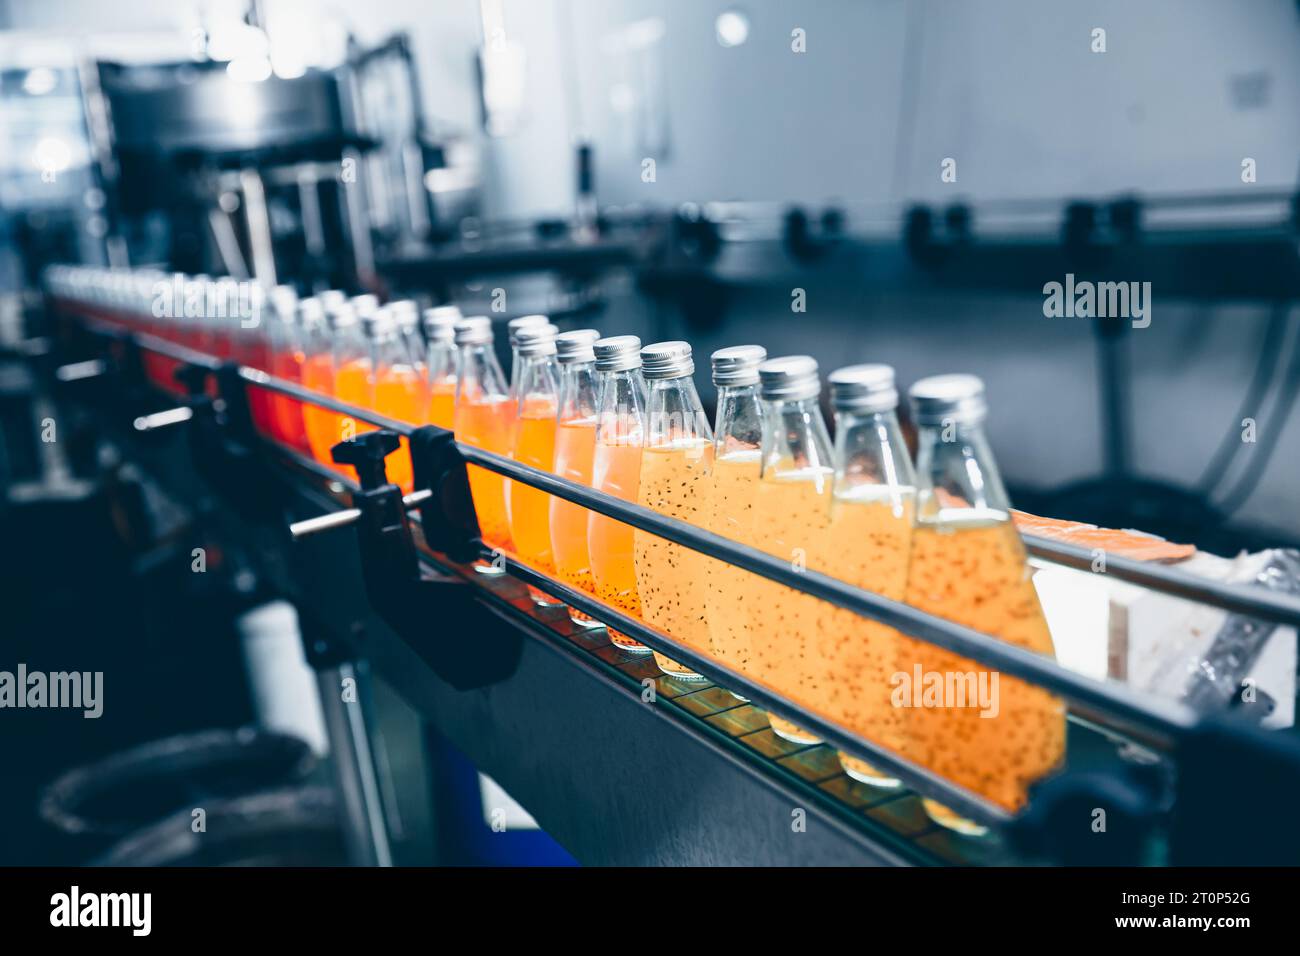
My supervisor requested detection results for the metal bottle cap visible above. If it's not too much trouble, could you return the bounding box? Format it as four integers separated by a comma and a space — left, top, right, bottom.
711, 344, 767, 387
296, 296, 324, 327
453, 316, 494, 346
641, 341, 694, 380
422, 305, 462, 340
908, 373, 987, 426
758, 355, 820, 401
389, 299, 419, 328
508, 314, 550, 345
556, 329, 600, 364
515, 323, 559, 357
350, 293, 380, 318
593, 335, 642, 372
829, 364, 899, 413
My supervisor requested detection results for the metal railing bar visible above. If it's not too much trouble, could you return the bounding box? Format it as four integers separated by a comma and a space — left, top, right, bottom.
459, 444, 1196, 750
1023, 533, 1300, 628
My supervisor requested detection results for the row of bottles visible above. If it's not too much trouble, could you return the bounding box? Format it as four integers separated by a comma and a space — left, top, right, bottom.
45, 266, 1065, 835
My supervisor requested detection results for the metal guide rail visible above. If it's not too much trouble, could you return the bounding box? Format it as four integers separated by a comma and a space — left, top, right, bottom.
43, 295, 1300, 865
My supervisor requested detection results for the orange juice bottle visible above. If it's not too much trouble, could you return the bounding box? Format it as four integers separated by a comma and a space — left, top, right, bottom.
267, 288, 310, 453
817, 364, 916, 788
633, 342, 712, 680
703, 345, 766, 695
331, 304, 375, 460
508, 324, 563, 605
366, 306, 424, 493
587, 336, 650, 652
903, 374, 1066, 834
423, 305, 462, 429
391, 300, 429, 388
503, 315, 552, 527
453, 317, 515, 567
299, 297, 349, 472
750, 356, 836, 744
549, 329, 604, 628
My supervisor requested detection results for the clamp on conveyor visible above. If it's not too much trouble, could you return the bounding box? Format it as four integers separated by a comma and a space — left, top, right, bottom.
288, 428, 521, 690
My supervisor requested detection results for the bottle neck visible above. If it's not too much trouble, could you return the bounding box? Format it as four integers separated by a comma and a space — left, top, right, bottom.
833, 407, 916, 502
645, 375, 711, 447
456, 342, 508, 403
760, 396, 834, 482
332, 322, 369, 367
557, 360, 599, 423
427, 340, 456, 384
714, 382, 762, 457
913, 418, 1011, 524
595, 368, 646, 445
516, 352, 559, 416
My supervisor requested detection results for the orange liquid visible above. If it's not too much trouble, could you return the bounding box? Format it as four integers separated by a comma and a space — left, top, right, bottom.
301, 355, 345, 471
550, 419, 599, 624
373, 367, 424, 492
588, 440, 646, 650
271, 348, 310, 453
509, 398, 559, 586
331, 358, 374, 482
634, 440, 713, 678
902, 516, 1066, 824
705, 451, 761, 677
429, 380, 456, 430
454, 396, 515, 552
747, 469, 834, 743
816, 487, 915, 784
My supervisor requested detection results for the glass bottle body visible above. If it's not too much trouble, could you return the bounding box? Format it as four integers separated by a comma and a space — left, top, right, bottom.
549, 359, 603, 627
749, 396, 835, 744
454, 341, 515, 556
588, 370, 649, 651
633, 375, 714, 680
705, 383, 764, 692
817, 408, 916, 787
903, 420, 1066, 833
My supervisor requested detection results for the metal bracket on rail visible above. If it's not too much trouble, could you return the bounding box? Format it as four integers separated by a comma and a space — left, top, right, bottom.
169, 360, 282, 519
290, 428, 521, 691
408, 424, 483, 564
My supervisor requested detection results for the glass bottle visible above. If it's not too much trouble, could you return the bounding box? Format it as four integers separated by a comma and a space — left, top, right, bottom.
423, 305, 462, 429
299, 296, 334, 466
587, 335, 650, 652
548, 329, 605, 628
508, 323, 564, 606
750, 356, 835, 745
453, 316, 515, 567
268, 288, 312, 454
333, 303, 375, 450
507, 314, 551, 399
504, 315, 551, 527
389, 299, 428, 386
704, 345, 766, 697
368, 306, 424, 492
818, 364, 916, 788
632, 342, 713, 681
903, 374, 1066, 835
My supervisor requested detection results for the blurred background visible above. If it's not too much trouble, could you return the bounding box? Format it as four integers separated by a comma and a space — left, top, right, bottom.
1, 0, 1299, 865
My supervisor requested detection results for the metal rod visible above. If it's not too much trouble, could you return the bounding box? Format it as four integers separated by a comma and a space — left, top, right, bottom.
315, 664, 393, 866
289, 489, 432, 540
236, 366, 415, 433
133, 406, 194, 432
55, 358, 107, 382
1023, 533, 1300, 626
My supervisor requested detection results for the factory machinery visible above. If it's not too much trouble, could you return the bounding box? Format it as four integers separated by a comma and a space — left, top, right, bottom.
16, 264, 1300, 868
